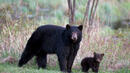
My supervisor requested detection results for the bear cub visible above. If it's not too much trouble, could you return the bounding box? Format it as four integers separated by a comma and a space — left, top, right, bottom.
81, 52, 104, 73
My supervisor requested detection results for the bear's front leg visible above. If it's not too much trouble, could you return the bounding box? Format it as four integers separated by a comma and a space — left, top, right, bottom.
57, 53, 67, 72
67, 51, 77, 73
18, 50, 34, 67
92, 67, 99, 73
67, 45, 79, 73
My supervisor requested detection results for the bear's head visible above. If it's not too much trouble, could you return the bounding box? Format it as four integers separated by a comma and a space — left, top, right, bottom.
94, 52, 104, 62
65, 24, 83, 43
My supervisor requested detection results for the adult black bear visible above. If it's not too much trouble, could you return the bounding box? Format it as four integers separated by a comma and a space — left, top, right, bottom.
81, 52, 104, 73
18, 24, 83, 73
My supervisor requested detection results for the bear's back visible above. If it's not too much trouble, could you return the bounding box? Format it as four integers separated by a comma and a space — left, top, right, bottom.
35, 24, 65, 39
81, 57, 94, 66
32, 25, 66, 53
38, 24, 65, 32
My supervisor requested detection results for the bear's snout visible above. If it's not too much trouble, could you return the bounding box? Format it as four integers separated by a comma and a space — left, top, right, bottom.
71, 32, 78, 42
96, 58, 102, 62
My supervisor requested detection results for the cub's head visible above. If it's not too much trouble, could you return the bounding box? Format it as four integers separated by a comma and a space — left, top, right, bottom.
94, 52, 104, 62
65, 24, 83, 43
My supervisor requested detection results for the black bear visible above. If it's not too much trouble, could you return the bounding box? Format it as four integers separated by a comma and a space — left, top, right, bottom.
18, 24, 83, 73
81, 52, 104, 73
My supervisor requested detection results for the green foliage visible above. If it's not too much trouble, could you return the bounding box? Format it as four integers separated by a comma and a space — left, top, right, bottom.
54, 10, 64, 21
97, 3, 118, 25
115, 68, 130, 73
0, 0, 129, 25
99, 26, 115, 37
121, 2, 130, 18
97, 1, 130, 26
122, 2, 130, 10
75, 11, 84, 21
0, 0, 19, 4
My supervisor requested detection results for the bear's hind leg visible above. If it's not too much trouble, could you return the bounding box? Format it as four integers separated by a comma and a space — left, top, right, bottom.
36, 53, 47, 69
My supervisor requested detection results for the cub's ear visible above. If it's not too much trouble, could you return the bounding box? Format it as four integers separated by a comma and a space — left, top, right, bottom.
66, 24, 71, 30
93, 52, 96, 55
101, 54, 104, 57
78, 25, 83, 31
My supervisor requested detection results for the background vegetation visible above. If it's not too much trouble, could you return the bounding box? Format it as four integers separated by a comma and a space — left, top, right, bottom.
0, 0, 130, 73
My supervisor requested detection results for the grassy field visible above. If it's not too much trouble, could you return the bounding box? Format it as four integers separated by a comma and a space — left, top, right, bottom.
0, 0, 130, 73
0, 25, 130, 73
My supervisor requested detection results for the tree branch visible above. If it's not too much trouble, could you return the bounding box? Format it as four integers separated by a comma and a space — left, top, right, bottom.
82, 0, 91, 26
72, 0, 76, 24
90, 0, 99, 25
89, 0, 96, 25
67, 0, 76, 25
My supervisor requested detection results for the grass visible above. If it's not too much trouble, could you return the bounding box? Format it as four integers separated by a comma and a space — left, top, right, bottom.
0, 63, 130, 73
0, 63, 61, 73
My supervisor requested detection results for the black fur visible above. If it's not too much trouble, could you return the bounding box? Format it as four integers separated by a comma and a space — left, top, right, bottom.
81, 52, 104, 73
18, 24, 83, 73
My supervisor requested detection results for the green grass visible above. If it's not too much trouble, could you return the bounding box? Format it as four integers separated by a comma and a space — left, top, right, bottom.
0, 63, 82, 73
0, 63, 130, 73
0, 63, 60, 73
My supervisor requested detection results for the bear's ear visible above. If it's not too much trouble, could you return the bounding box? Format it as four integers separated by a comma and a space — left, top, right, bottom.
94, 52, 96, 54
66, 24, 71, 30
94, 52, 97, 56
78, 25, 83, 31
